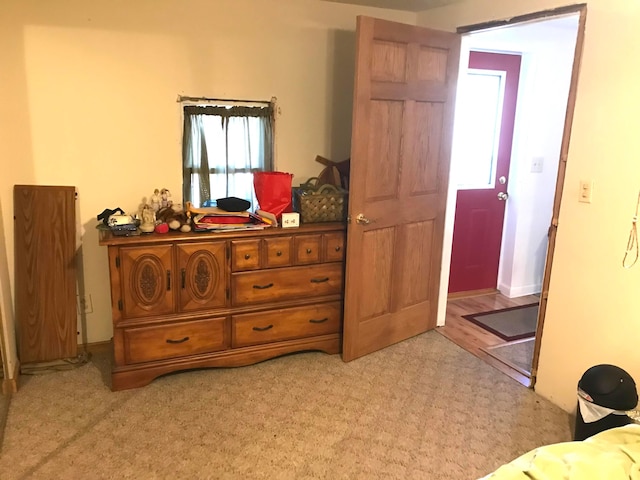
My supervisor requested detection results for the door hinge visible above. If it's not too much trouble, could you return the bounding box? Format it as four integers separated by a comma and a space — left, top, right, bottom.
115, 256, 120, 268
226, 245, 230, 260
118, 299, 123, 311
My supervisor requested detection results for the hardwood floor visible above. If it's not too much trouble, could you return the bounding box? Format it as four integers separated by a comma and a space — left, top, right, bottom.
437, 291, 540, 387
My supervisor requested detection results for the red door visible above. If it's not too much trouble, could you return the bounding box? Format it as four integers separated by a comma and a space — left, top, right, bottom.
448, 51, 521, 294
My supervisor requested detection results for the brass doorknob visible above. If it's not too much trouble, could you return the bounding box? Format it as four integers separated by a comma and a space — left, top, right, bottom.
355, 213, 371, 225
497, 192, 509, 201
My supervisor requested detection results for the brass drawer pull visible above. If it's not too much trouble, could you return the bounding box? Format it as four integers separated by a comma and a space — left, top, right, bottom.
244, 254, 251, 260
310, 277, 329, 283
276, 250, 282, 256
309, 317, 329, 324
335, 246, 341, 252
166, 336, 189, 344
253, 283, 274, 289
306, 248, 312, 254
252, 324, 273, 332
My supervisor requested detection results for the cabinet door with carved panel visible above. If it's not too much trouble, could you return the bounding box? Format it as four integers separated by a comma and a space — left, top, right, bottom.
120, 245, 174, 319
176, 241, 228, 312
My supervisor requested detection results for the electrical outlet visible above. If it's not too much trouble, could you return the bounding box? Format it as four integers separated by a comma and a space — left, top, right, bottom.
77, 294, 94, 314
579, 180, 593, 203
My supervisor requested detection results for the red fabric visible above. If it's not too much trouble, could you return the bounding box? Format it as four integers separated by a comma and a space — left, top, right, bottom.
253, 172, 293, 218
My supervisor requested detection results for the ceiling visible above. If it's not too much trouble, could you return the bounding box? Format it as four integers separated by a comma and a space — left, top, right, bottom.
321, 0, 463, 13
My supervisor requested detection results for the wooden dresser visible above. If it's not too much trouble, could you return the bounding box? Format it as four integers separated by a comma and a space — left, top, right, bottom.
99, 223, 345, 390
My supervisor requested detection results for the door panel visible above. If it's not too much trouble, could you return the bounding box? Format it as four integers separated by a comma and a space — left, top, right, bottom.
120, 245, 174, 318
448, 51, 522, 294
343, 17, 460, 361
14, 185, 77, 363
177, 242, 228, 312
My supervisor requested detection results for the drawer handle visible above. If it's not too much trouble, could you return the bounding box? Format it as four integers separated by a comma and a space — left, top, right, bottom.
306, 248, 312, 254
244, 254, 251, 260
309, 317, 329, 324
166, 270, 171, 291
335, 246, 341, 252
253, 283, 274, 290
166, 336, 189, 344
276, 250, 282, 256
252, 324, 273, 332
310, 277, 329, 283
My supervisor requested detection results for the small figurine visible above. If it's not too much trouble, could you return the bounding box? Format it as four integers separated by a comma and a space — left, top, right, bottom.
140, 204, 156, 233
150, 189, 161, 212
160, 188, 173, 209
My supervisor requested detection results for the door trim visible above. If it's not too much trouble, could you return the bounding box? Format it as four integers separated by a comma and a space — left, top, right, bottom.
456, 4, 587, 34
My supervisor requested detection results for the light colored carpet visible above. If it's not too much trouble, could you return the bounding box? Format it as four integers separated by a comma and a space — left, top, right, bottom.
0, 331, 571, 480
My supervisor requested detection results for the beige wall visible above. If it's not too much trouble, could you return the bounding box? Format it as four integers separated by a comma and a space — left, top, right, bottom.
419, 0, 640, 412
0, 1, 414, 376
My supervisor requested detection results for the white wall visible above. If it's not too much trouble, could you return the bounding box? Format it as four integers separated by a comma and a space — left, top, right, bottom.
421, 0, 640, 412
0, 0, 416, 378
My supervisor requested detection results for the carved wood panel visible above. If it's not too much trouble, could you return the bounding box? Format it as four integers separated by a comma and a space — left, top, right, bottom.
177, 242, 228, 312
120, 245, 174, 318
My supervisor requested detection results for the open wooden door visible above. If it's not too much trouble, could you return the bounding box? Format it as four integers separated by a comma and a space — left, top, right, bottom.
342, 17, 461, 361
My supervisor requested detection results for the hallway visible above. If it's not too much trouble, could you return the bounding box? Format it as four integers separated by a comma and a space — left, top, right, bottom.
438, 292, 539, 387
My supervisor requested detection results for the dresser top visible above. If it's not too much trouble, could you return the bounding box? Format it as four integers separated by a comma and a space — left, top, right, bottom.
98, 222, 346, 246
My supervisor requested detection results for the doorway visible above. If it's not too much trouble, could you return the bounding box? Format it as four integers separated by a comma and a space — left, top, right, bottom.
438, 11, 582, 384
449, 51, 522, 294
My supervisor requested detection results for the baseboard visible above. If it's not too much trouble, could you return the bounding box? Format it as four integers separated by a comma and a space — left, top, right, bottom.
497, 282, 541, 299
447, 288, 498, 300
79, 340, 111, 355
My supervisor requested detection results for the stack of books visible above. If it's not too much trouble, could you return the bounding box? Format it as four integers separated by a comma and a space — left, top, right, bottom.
188, 205, 273, 232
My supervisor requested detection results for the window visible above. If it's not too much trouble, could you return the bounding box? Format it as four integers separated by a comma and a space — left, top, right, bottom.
182, 101, 274, 208
453, 69, 506, 190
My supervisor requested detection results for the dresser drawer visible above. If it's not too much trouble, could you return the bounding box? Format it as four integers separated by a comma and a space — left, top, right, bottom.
231, 263, 343, 306
232, 239, 261, 271
232, 301, 342, 348
264, 236, 292, 268
294, 234, 322, 265
323, 232, 345, 262
123, 317, 228, 364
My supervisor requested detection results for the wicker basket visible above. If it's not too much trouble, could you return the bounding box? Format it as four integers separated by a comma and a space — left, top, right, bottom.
294, 178, 348, 223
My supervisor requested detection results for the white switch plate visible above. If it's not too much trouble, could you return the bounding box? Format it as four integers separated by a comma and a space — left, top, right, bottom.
531, 157, 544, 173
579, 180, 593, 203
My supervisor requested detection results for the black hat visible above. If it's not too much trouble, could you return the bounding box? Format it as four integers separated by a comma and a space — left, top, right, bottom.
578, 364, 638, 410
216, 197, 251, 212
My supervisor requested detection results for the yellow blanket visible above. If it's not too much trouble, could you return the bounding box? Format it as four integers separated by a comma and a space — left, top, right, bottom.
481, 424, 640, 479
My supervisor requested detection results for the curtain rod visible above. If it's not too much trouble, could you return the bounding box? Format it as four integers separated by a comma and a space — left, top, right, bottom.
177, 95, 274, 105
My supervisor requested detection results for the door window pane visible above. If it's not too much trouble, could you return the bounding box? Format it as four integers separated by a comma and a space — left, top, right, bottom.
453, 69, 506, 190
